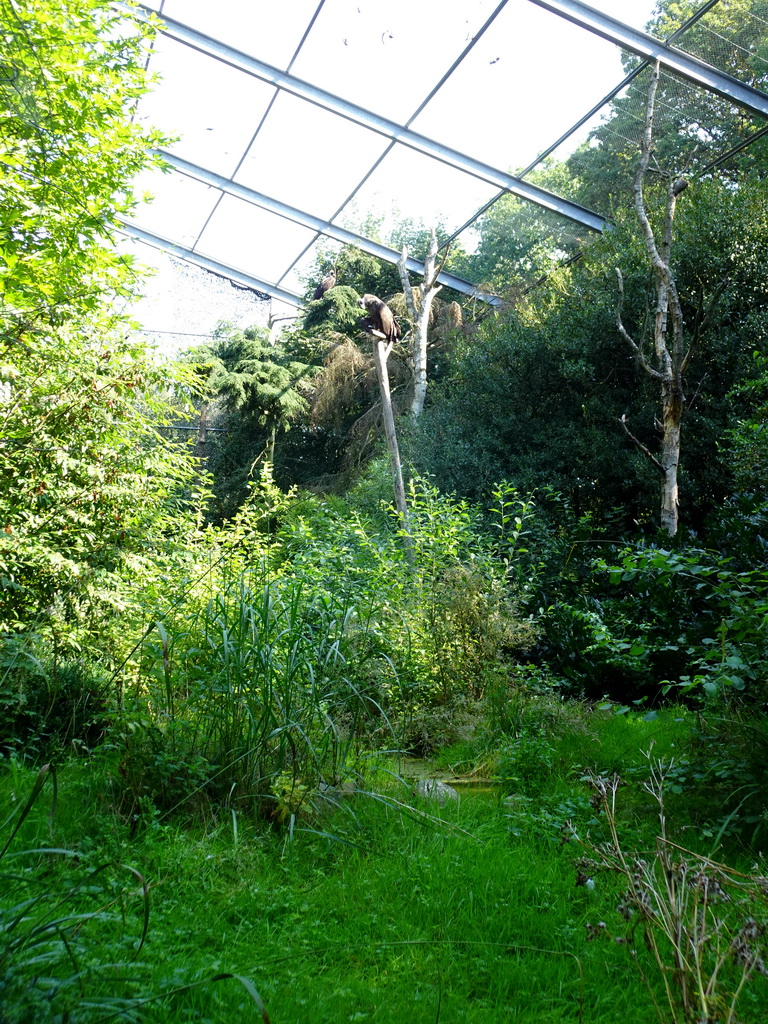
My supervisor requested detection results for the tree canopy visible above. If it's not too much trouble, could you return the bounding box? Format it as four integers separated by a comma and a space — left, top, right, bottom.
0, 0, 200, 658
0, 0, 166, 341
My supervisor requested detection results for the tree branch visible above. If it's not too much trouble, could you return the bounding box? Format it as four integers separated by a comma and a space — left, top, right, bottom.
399, 230, 443, 418
620, 414, 665, 476
368, 326, 394, 359
430, 239, 451, 289
397, 247, 419, 326
681, 277, 728, 375
632, 62, 684, 378
615, 268, 664, 381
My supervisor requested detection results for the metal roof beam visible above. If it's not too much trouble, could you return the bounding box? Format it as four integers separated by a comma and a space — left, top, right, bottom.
156, 150, 503, 305
116, 220, 303, 306
527, 0, 768, 120
138, 4, 608, 233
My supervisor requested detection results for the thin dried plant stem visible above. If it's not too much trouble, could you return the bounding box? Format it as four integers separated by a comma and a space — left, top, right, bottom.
577, 757, 768, 1024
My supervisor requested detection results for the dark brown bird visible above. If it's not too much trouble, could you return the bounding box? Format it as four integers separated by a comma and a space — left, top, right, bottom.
313, 268, 337, 300
358, 293, 400, 344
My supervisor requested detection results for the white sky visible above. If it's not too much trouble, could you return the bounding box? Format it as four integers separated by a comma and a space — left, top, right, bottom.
123, 0, 659, 349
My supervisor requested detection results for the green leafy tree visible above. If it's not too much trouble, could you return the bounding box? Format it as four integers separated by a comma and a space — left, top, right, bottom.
410, 171, 768, 533
187, 326, 319, 517
297, 239, 470, 481
0, 0, 166, 344
725, 352, 768, 491
295, 250, 412, 488
301, 285, 364, 335
0, 0, 202, 663
0, 326, 202, 656
407, 273, 653, 523
451, 162, 592, 297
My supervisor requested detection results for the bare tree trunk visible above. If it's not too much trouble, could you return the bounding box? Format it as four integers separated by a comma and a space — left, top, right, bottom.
371, 331, 412, 558
397, 228, 443, 418
660, 382, 683, 536
196, 401, 209, 464
616, 62, 690, 537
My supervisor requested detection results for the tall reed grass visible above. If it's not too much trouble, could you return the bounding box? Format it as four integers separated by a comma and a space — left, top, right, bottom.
126, 567, 393, 816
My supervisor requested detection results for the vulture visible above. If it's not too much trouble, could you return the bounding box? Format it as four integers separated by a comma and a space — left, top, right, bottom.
359, 293, 400, 345
313, 268, 337, 300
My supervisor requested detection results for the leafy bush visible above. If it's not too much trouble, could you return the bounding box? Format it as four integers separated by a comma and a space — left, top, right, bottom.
494, 726, 557, 794
0, 651, 108, 761
94, 470, 547, 815
0, 327, 204, 663
403, 477, 538, 704
537, 541, 768, 705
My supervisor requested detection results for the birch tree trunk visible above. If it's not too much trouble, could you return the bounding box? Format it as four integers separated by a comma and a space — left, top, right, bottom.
615, 61, 705, 537
397, 228, 442, 419
196, 401, 209, 467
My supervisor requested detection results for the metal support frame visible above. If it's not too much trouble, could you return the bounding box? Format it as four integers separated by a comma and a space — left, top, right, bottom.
527, 0, 768, 119
116, 220, 302, 305
517, 0, 723, 179
155, 150, 503, 305
120, 0, 768, 306
138, 4, 608, 233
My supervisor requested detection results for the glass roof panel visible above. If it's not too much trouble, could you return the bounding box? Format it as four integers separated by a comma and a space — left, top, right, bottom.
288, 0, 503, 123
336, 145, 501, 239
581, 0, 657, 31
533, 48, 768, 221
410, 1, 638, 176
139, 37, 277, 176
233, 91, 392, 218
195, 195, 319, 283
123, 0, 768, 313
130, 169, 220, 247
160, 0, 322, 68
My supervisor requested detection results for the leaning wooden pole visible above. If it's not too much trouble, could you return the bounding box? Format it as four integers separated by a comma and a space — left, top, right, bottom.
370, 330, 413, 559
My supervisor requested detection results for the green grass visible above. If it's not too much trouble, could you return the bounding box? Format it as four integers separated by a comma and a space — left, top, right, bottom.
3, 745, 767, 1024
432, 701, 695, 791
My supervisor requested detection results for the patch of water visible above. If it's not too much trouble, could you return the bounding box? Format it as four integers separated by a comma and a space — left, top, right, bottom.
396, 757, 501, 800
